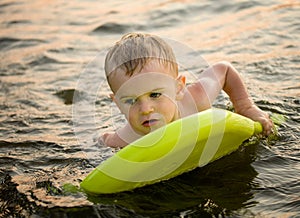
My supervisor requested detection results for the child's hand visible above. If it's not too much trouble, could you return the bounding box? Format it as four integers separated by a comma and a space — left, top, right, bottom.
237, 104, 274, 136
101, 132, 127, 148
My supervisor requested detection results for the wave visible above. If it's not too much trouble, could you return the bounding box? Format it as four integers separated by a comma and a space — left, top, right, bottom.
92, 22, 138, 34
0, 37, 46, 51
0, 140, 63, 149
54, 89, 76, 105
27, 54, 70, 67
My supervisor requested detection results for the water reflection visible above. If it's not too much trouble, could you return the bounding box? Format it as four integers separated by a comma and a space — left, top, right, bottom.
0, 0, 299, 217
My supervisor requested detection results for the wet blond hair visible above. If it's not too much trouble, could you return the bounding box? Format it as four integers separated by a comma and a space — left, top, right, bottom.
105, 33, 178, 88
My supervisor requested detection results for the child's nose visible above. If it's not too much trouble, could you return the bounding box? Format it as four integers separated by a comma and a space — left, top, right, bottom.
139, 99, 154, 115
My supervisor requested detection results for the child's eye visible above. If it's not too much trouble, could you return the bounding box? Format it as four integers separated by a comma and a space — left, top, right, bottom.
123, 98, 136, 105
150, 92, 162, 98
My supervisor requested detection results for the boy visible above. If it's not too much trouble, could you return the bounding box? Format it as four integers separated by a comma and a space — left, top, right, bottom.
102, 33, 273, 148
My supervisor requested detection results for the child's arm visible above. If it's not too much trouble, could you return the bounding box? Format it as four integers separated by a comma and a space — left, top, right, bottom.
188, 61, 273, 135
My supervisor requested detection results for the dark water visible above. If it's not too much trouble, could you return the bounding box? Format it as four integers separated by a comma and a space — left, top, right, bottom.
0, 0, 299, 217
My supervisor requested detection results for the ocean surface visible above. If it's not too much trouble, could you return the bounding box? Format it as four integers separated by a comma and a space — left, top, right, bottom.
0, 0, 299, 217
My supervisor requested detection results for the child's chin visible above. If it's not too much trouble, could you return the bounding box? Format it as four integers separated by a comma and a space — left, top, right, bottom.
149, 123, 165, 132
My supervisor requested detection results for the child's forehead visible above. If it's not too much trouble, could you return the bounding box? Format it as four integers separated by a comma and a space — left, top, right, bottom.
114, 72, 176, 99
139, 59, 175, 73
110, 60, 177, 92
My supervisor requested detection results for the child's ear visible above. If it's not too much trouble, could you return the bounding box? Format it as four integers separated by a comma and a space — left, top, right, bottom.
175, 75, 186, 100
178, 75, 186, 85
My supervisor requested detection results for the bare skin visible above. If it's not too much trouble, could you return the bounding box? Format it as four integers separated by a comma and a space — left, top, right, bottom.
103, 61, 273, 148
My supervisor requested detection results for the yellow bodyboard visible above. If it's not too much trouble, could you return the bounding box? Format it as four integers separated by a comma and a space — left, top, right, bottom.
81, 109, 262, 194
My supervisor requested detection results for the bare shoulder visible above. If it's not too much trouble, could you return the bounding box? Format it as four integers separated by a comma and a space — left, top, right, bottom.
185, 81, 211, 112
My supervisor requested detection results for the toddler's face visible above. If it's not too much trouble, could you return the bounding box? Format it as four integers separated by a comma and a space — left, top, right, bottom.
111, 61, 183, 135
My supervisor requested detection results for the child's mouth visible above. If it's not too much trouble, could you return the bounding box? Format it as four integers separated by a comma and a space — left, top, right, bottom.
142, 119, 159, 127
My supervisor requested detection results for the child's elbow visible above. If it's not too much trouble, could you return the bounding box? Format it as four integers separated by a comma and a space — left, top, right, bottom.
213, 61, 233, 77
214, 61, 232, 71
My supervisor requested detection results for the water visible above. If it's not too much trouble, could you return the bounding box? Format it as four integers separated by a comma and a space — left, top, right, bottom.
0, 0, 299, 217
